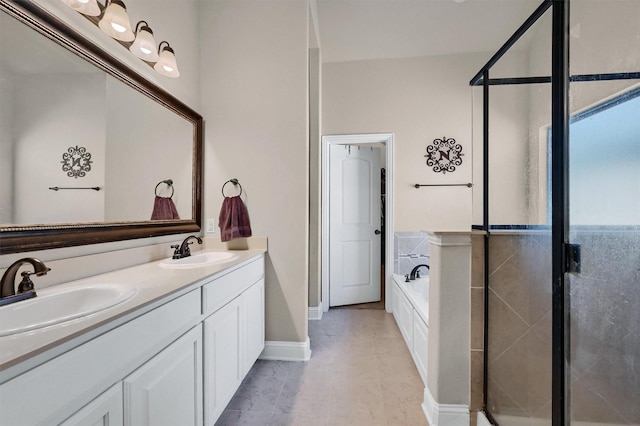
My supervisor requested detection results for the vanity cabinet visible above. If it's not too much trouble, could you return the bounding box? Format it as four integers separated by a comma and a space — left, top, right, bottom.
202, 258, 265, 426
203, 297, 242, 424
0, 253, 265, 426
124, 324, 203, 426
242, 278, 265, 375
59, 383, 124, 426
0, 289, 201, 426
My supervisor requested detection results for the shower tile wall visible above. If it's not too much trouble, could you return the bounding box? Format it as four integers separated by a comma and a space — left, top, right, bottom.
487, 230, 640, 424
394, 232, 430, 276
470, 234, 485, 417
487, 232, 553, 420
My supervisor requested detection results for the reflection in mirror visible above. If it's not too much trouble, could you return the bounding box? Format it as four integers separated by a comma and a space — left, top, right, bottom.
0, 1, 202, 254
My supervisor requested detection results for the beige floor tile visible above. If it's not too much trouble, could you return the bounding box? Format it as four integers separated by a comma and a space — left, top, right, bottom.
217, 308, 430, 426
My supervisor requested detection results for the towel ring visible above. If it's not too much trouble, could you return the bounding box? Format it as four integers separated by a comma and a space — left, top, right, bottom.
222, 178, 242, 197
155, 179, 174, 198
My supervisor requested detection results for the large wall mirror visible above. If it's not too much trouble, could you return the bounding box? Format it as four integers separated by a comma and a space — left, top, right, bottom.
0, 0, 203, 254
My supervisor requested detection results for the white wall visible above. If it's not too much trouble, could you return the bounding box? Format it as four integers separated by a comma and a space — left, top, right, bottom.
199, 0, 310, 343
309, 47, 322, 308
323, 54, 485, 231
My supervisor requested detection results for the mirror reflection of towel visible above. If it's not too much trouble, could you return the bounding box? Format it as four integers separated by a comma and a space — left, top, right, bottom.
151, 196, 180, 220
219, 196, 252, 242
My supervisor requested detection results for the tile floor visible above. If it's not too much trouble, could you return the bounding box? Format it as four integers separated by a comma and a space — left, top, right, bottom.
216, 307, 428, 426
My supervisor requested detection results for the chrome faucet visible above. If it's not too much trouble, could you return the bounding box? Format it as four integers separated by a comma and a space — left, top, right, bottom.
171, 235, 203, 259
409, 264, 429, 280
0, 258, 51, 305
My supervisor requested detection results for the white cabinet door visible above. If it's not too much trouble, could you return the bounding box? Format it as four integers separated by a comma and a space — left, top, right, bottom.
203, 296, 242, 426
60, 383, 123, 426
412, 310, 428, 386
242, 278, 265, 377
392, 280, 402, 324
394, 282, 413, 348
124, 324, 203, 426
399, 294, 413, 349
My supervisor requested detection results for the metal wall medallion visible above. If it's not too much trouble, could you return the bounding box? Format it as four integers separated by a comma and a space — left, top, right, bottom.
61, 145, 93, 178
425, 136, 464, 174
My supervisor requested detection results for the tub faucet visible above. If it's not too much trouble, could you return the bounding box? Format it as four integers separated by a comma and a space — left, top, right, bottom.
0, 258, 51, 305
171, 235, 203, 259
409, 264, 429, 280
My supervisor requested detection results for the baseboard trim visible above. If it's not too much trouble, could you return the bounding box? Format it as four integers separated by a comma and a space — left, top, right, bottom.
308, 303, 323, 320
421, 386, 469, 426
259, 337, 311, 361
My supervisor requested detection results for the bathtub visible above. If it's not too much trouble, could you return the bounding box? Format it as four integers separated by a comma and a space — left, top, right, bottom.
393, 274, 429, 324
392, 274, 429, 385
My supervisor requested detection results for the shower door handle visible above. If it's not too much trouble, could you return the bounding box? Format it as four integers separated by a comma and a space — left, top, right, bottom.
566, 243, 581, 273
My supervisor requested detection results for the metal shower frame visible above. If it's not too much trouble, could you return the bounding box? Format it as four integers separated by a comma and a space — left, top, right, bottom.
469, 0, 640, 424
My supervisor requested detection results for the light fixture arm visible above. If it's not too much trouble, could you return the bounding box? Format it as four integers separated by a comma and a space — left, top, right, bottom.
158, 40, 172, 54
134, 20, 152, 34
106, 0, 126, 9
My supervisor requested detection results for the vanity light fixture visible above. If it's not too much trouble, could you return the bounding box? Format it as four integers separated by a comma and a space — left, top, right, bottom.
129, 21, 159, 62
154, 41, 180, 78
98, 0, 135, 42
60, 0, 101, 16
60, 0, 179, 77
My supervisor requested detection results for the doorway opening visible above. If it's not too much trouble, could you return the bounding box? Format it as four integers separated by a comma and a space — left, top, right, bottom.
321, 133, 394, 313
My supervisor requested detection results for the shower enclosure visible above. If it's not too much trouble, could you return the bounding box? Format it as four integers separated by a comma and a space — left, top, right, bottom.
471, 0, 640, 424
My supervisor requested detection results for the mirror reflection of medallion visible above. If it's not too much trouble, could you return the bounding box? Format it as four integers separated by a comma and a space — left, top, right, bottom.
61, 146, 93, 178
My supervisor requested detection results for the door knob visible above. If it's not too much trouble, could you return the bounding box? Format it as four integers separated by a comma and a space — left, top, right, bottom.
374, 229, 381, 235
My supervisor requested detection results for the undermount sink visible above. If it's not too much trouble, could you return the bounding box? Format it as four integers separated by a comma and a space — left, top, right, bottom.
0, 284, 137, 337
158, 251, 238, 269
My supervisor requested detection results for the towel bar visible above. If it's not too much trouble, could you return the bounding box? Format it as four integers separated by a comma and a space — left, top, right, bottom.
49, 186, 101, 191
414, 183, 473, 188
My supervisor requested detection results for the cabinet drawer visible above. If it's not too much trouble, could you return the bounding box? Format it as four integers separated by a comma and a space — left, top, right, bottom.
202, 257, 264, 315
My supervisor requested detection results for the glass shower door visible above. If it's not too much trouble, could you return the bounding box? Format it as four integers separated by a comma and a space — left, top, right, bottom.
567, 1, 640, 424
566, 82, 640, 424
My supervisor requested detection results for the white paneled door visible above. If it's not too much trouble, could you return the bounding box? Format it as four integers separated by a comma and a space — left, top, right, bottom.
329, 144, 382, 307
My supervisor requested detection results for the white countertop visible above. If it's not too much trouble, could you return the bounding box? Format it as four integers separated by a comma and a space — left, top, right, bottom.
0, 249, 265, 383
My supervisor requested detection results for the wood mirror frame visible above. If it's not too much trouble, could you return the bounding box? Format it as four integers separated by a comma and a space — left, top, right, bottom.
0, 0, 203, 255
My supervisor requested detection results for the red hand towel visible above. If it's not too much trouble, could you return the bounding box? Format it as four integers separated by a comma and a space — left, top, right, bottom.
151, 196, 180, 220
218, 196, 252, 242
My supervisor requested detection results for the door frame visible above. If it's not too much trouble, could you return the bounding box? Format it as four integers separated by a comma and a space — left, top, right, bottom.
321, 133, 394, 313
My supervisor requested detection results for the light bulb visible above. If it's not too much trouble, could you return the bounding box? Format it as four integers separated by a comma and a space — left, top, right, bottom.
111, 22, 126, 33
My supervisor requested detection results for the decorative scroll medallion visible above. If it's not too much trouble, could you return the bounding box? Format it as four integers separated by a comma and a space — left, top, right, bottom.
61, 145, 93, 178
425, 136, 464, 174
